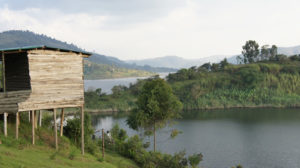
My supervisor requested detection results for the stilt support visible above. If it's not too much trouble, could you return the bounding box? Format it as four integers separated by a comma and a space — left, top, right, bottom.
16, 112, 19, 140
4, 113, 7, 137
31, 111, 35, 145
60, 108, 64, 137
54, 109, 58, 150
81, 105, 85, 155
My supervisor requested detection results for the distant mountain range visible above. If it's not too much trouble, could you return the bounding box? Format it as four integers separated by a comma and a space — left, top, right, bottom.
0, 30, 176, 73
127, 46, 300, 69
127, 55, 230, 69
1, 30, 300, 71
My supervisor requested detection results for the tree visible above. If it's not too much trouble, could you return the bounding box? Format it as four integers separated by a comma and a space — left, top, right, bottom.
211, 63, 219, 72
270, 45, 278, 59
200, 62, 211, 71
127, 77, 182, 151
220, 58, 229, 70
95, 88, 102, 96
111, 85, 127, 97
260, 44, 277, 61
260, 45, 270, 60
242, 40, 260, 63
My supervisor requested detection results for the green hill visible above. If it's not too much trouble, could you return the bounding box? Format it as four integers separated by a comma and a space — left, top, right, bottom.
85, 56, 300, 111
0, 30, 176, 79
167, 58, 300, 110
84, 60, 154, 80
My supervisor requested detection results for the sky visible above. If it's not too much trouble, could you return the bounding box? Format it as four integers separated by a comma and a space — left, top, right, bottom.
0, 0, 300, 60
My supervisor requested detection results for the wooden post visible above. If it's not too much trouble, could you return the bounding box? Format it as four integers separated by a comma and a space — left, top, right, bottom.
16, 112, 19, 140
81, 106, 84, 155
102, 128, 105, 158
39, 110, 42, 127
54, 109, 58, 150
60, 108, 64, 137
4, 113, 7, 137
31, 111, 35, 145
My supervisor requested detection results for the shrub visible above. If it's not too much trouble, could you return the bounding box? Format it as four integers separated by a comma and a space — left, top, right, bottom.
188, 153, 203, 168
64, 113, 94, 147
68, 148, 77, 160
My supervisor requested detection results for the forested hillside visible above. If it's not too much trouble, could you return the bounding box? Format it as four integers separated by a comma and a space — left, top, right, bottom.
85, 41, 300, 111
84, 60, 154, 79
167, 59, 300, 109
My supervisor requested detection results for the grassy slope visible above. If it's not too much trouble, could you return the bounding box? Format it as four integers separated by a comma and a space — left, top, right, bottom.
84, 60, 155, 80
0, 145, 137, 168
0, 117, 138, 168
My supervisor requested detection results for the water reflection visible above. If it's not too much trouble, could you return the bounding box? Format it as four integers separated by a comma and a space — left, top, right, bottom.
90, 108, 300, 168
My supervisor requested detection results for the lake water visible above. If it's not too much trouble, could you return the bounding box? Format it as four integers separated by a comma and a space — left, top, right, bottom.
91, 108, 300, 168
84, 73, 169, 94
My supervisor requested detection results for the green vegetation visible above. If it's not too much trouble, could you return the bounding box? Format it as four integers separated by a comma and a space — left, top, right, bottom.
85, 58, 300, 111
0, 113, 138, 168
84, 60, 155, 80
85, 42, 300, 111
85, 86, 136, 112
104, 124, 203, 168
167, 41, 300, 110
127, 77, 182, 151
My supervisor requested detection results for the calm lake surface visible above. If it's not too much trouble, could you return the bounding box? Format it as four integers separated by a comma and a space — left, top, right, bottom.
84, 73, 168, 94
91, 108, 300, 168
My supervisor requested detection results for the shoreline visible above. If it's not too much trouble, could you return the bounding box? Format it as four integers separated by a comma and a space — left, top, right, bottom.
83, 105, 300, 114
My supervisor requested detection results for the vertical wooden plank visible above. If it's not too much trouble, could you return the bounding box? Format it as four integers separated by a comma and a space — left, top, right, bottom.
54, 109, 58, 150
32, 111, 35, 145
16, 112, 19, 140
4, 113, 7, 137
1, 52, 6, 93
81, 105, 84, 155
39, 110, 42, 127
60, 108, 64, 137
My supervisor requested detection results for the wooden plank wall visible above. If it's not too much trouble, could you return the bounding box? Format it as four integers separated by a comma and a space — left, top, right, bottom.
0, 90, 31, 113
18, 50, 84, 111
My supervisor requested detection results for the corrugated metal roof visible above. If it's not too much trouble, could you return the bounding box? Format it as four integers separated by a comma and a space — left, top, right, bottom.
0, 45, 91, 56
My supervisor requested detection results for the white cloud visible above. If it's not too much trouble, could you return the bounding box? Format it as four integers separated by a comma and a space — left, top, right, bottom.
0, 0, 300, 60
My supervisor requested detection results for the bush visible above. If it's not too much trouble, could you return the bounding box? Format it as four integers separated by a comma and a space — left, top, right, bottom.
86, 140, 98, 155
68, 148, 77, 160
42, 115, 53, 128
64, 113, 94, 152
108, 128, 202, 168
188, 153, 203, 168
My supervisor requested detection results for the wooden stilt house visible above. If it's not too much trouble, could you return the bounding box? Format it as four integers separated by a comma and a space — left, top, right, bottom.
0, 46, 91, 154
